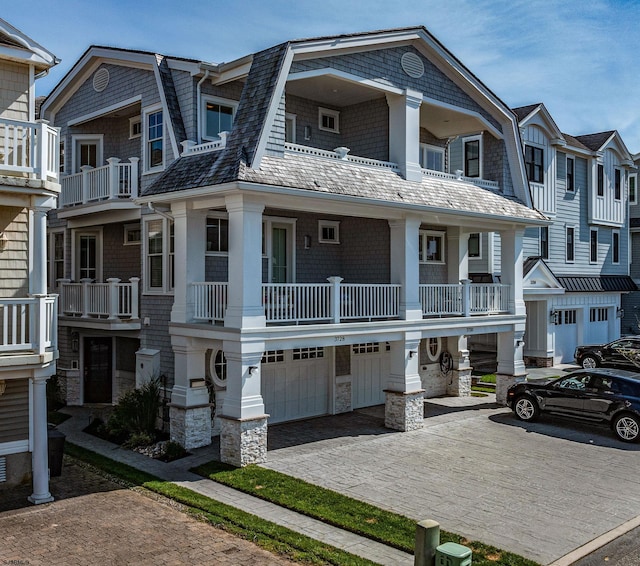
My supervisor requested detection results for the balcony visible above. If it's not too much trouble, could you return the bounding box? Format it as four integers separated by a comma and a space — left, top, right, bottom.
60, 157, 139, 207
0, 295, 57, 363
0, 118, 59, 183
191, 279, 510, 325
58, 278, 140, 330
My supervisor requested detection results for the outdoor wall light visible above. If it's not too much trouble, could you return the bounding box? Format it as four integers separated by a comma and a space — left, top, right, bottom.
0, 232, 8, 252
617, 307, 624, 318
71, 331, 79, 353
304, 235, 311, 249
549, 310, 559, 325
304, 125, 312, 140
0, 380, 5, 396
249, 366, 258, 375
409, 350, 417, 359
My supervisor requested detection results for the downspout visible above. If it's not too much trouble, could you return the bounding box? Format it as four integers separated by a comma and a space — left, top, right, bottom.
196, 70, 210, 143
147, 201, 173, 220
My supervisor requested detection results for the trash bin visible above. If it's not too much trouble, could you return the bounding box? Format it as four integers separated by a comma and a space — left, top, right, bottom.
435, 542, 472, 566
47, 424, 66, 477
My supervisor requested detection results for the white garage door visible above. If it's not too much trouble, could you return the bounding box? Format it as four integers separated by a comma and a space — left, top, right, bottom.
586, 307, 610, 345
352, 343, 390, 409
262, 348, 330, 424
555, 309, 578, 363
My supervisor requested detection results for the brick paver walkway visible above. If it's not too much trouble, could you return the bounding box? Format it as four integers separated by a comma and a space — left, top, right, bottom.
0, 458, 295, 566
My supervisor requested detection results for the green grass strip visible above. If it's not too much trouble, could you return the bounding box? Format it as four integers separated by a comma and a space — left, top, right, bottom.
193, 461, 541, 566
64, 443, 378, 566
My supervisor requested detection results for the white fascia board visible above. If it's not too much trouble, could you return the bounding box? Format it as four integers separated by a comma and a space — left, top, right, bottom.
251, 47, 295, 168
42, 47, 157, 118
152, 62, 180, 159
519, 105, 564, 142
166, 59, 201, 74
211, 56, 253, 85
604, 132, 633, 163
61, 205, 141, 226
0, 19, 57, 67
67, 95, 142, 126
288, 68, 403, 96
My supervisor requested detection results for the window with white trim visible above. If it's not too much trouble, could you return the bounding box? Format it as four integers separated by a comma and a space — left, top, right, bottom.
124, 224, 141, 245
206, 216, 229, 253
597, 163, 604, 196
318, 107, 339, 133
59, 138, 65, 174
566, 156, 574, 192
590, 228, 598, 264
47, 230, 65, 288
426, 337, 442, 362
540, 226, 549, 260
566, 226, 575, 263
285, 113, 296, 143
630, 173, 637, 205
525, 145, 544, 183
419, 144, 444, 172
143, 217, 174, 293
129, 116, 141, 139
318, 220, 340, 244
202, 96, 237, 140
143, 106, 163, 172
614, 168, 622, 201
419, 230, 445, 263
463, 136, 482, 178
613, 229, 620, 264
468, 233, 481, 258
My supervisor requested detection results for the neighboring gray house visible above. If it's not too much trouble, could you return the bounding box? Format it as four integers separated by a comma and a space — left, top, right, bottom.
622, 153, 640, 334
42, 27, 547, 467
0, 19, 60, 501
514, 104, 635, 365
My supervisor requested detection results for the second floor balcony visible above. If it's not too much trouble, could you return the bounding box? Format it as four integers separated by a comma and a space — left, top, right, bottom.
57, 278, 140, 330
60, 157, 139, 207
0, 295, 57, 361
191, 279, 510, 325
0, 117, 59, 184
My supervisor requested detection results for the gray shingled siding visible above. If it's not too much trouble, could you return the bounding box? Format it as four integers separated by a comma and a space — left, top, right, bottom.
171, 68, 196, 141
102, 222, 141, 281
290, 46, 502, 132
341, 97, 389, 161
140, 295, 174, 383
447, 135, 507, 189
205, 255, 228, 281
266, 92, 286, 157
285, 94, 343, 152
557, 151, 567, 179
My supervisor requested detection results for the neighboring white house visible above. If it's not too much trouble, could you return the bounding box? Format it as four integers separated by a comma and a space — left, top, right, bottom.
42, 27, 547, 467
0, 19, 60, 501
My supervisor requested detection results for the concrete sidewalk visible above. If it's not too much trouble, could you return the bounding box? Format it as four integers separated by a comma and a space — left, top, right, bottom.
56, 408, 412, 566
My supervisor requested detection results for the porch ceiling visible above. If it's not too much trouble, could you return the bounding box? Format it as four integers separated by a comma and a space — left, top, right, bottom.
420, 103, 490, 139
286, 74, 385, 106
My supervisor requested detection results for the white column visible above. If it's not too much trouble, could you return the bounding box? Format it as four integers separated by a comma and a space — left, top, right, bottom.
221, 341, 266, 420
500, 228, 526, 316
171, 203, 206, 324
31, 205, 49, 295
447, 227, 470, 284
386, 88, 423, 182
28, 375, 53, 504
389, 216, 422, 320
224, 195, 265, 329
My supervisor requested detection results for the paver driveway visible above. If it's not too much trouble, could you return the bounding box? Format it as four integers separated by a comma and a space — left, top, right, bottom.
264, 395, 640, 565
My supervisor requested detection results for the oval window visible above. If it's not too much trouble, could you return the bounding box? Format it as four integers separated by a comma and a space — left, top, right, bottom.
210, 350, 227, 388
426, 337, 442, 362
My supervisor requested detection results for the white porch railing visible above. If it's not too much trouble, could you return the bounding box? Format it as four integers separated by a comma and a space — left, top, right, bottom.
58, 278, 140, 320
0, 118, 59, 181
284, 143, 400, 172
0, 295, 57, 355
419, 281, 510, 317
181, 131, 228, 156
60, 157, 139, 206
421, 167, 500, 190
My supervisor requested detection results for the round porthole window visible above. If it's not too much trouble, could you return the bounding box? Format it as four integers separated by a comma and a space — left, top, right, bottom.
209, 350, 227, 388
426, 337, 442, 362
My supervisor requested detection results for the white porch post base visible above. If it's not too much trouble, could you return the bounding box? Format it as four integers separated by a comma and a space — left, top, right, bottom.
446, 368, 472, 397
495, 374, 520, 405
169, 405, 212, 450
384, 389, 424, 431
220, 415, 268, 467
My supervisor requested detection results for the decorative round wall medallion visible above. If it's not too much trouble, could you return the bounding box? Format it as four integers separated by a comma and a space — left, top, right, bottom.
401, 52, 425, 79
93, 68, 110, 92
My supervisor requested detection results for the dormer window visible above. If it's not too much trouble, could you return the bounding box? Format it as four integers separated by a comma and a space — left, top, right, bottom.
525, 145, 544, 183
202, 96, 237, 140
463, 136, 482, 178
318, 107, 340, 133
614, 168, 622, 200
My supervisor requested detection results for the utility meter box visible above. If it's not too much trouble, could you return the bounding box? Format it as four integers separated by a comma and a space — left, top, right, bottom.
135, 348, 160, 387
435, 542, 472, 566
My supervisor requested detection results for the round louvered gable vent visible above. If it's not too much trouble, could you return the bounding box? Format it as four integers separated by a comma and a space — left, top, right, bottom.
93, 68, 110, 92
401, 52, 424, 79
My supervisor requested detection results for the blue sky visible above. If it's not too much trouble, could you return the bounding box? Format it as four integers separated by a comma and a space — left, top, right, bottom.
4, 0, 639, 152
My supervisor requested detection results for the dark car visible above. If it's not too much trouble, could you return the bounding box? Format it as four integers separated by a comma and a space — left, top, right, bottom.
574, 337, 640, 370
506, 368, 640, 442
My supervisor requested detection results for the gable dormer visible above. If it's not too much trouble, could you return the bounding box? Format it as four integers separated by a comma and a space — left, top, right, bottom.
514, 103, 564, 216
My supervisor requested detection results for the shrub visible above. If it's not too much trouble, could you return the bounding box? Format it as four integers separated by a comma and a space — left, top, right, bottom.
123, 431, 154, 449
160, 440, 188, 462
107, 379, 161, 441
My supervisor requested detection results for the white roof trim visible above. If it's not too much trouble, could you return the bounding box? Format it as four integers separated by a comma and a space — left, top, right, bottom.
0, 18, 58, 67
67, 95, 142, 126
288, 68, 404, 96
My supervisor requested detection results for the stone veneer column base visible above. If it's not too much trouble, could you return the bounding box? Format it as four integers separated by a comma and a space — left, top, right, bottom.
170, 405, 212, 450
495, 374, 525, 405
446, 368, 472, 397
220, 415, 268, 467
384, 390, 425, 432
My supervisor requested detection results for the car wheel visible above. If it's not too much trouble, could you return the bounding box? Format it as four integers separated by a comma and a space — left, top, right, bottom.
614, 413, 640, 443
514, 395, 539, 422
581, 355, 599, 369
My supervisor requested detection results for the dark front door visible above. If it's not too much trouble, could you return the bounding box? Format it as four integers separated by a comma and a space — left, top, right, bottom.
84, 337, 112, 403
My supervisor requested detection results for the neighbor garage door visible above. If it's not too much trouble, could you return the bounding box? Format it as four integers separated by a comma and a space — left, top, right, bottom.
351, 342, 390, 409
555, 309, 578, 363
262, 348, 330, 424
586, 307, 610, 345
